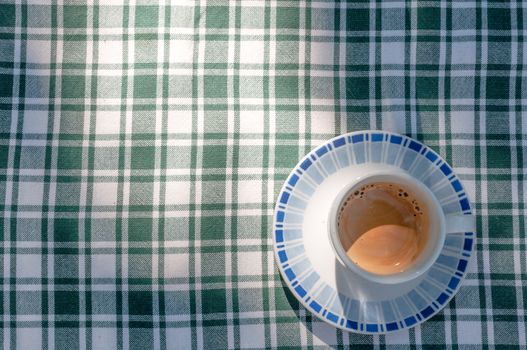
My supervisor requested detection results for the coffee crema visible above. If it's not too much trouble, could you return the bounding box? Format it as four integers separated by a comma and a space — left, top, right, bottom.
337, 182, 428, 275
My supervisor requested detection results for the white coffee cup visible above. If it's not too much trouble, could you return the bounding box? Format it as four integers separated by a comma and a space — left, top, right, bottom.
328, 168, 475, 285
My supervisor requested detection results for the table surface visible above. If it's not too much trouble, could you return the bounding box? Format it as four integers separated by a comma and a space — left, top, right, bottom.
1, 1, 525, 349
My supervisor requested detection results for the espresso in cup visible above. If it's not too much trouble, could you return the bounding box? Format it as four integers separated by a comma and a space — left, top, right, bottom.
337, 182, 429, 275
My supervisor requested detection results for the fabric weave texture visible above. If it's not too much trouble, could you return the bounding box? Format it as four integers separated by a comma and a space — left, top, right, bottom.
0, 1, 524, 348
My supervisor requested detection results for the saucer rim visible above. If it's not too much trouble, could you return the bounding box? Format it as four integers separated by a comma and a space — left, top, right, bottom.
272, 130, 475, 334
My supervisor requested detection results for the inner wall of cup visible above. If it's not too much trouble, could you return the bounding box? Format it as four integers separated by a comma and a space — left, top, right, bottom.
335, 176, 440, 276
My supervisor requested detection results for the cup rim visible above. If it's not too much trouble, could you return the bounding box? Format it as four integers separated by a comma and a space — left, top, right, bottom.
328, 169, 446, 285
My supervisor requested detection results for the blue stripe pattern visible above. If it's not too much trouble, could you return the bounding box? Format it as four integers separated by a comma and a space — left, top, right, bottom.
294, 285, 307, 297
352, 134, 364, 143
310, 301, 322, 313
460, 198, 470, 211
326, 312, 339, 323
316, 146, 328, 157
275, 230, 283, 243
300, 158, 312, 170
280, 192, 290, 204
426, 151, 438, 162
409, 140, 422, 152
372, 133, 384, 142
333, 137, 346, 147
390, 135, 402, 144
288, 174, 299, 186
464, 238, 473, 251
284, 268, 296, 281
386, 322, 398, 331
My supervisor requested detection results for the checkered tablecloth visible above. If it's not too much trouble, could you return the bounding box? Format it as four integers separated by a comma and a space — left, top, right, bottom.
0, 0, 525, 349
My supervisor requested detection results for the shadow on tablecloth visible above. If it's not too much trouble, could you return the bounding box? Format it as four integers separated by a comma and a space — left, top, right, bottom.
279, 275, 376, 346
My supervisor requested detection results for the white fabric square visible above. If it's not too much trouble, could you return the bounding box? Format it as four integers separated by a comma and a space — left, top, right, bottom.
381, 42, 405, 64
237, 180, 262, 204
462, 179, 476, 206
17, 328, 42, 350
452, 42, 476, 64
311, 111, 335, 134
239, 110, 264, 134
382, 111, 406, 134
23, 110, 48, 134
166, 328, 191, 350
450, 111, 474, 134
385, 329, 410, 345
26, 40, 51, 64
18, 181, 44, 205
457, 321, 482, 344
91, 254, 116, 278
240, 324, 265, 349
92, 328, 117, 350
240, 40, 265, 64
165, 181, 191, 204
93, 182, 118, 206
98, 40, 123, 64
96, 111, 121, 134
311, 42, 334, 65
167, 111, 192, 133
237, 251, 262, 276
312, 322, 338, 345
165, 253, 189, 278
467, 251, 478, 273
169, 40, 194, 63
16, 254, 42, 278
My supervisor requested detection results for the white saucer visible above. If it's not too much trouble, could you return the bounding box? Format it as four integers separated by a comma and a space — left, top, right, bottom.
272, 131, 475, 334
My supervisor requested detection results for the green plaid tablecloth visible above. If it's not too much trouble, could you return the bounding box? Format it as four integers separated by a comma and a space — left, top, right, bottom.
0, 0, 525, 348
